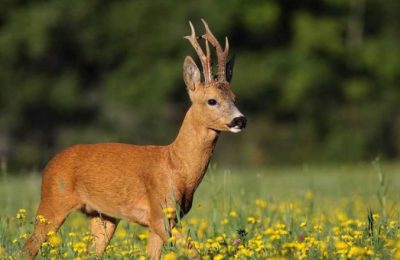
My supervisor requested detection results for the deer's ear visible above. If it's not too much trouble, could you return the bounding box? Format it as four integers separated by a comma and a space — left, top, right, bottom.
226, 54, 235, 83
183, 56, 201, 91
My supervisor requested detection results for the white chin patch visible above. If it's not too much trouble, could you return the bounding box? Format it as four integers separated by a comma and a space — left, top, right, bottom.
229, 126, 242, 133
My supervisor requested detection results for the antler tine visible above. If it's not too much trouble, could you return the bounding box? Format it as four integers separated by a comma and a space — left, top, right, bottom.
224, 37, 229, 57
205, 40, 211, 68
201, 18, 228, 81
184, 21, 212, 83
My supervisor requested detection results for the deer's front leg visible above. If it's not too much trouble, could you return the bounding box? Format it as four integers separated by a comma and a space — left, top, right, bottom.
147, 230, 165, 260
147, 213, 169, 260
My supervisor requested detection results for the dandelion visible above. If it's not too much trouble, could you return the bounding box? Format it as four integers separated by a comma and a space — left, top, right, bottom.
164, 252, 177, 260
116, 229, 126, 239
247, 217, 257, 224
213, 254, 224, 260
16, 209, 26, 219
389, 220, 397, 228
255, 199, 267, 208
36, 215, 47, 224
335, 241, 348, 255
305, 191, 314, 200
138, 231, 148, 241
48, 235, 61, 247
347, 246, 365, 257
19, 233, 28, 239
229, 211, 238, 218
372, 214, 380, 221
163, 207, 176, 219
68, 232, 76, 237
189, 217, 198, 225
73, 242, 87, 254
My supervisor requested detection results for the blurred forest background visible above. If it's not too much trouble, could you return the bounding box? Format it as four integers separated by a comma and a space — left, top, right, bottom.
0, 0, 399, 171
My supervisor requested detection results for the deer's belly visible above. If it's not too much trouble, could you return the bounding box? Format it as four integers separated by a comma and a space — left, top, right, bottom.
80, 191, 150, 227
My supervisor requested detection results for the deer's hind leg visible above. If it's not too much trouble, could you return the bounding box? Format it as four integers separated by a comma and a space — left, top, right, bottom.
22, 196, 79, 259
88, 213, 119, 255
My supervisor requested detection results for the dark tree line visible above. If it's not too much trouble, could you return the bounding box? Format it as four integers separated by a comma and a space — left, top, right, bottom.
0, 0, 399, 170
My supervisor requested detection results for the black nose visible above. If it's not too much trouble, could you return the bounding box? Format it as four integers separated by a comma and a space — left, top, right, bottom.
230, 116, 247, 129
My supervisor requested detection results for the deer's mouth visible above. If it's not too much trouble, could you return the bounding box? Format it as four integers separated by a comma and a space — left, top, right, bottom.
228, 125, 243, 133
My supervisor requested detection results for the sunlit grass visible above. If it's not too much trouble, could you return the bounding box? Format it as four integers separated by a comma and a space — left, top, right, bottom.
1, 163, 399, 258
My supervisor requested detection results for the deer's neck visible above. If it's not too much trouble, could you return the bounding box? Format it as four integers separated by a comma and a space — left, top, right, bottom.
169, 107, 219, 194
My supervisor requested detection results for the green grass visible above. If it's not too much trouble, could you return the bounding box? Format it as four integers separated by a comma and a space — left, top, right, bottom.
1, 162, 399, 258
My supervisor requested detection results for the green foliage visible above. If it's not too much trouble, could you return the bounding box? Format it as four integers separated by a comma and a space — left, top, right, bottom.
0, 0, 399, 169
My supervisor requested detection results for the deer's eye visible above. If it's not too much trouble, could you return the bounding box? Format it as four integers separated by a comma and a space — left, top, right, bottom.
207, 99, 217, 106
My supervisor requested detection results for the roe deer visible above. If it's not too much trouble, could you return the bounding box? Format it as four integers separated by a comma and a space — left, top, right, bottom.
22, 19, 246, 259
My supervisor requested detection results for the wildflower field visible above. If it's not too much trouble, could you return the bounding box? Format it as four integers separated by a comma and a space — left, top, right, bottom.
1, 163, 400, 259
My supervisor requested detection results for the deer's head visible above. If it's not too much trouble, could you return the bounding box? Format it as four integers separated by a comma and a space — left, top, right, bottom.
183, 19, 246, 133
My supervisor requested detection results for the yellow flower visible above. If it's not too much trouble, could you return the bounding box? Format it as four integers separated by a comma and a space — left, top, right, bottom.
366, 247, 375, 256
255, 199, 267, 208
0, 246, 5, 255
48, 235, 61, 247
83, 235, 92, 242
353, 230, 363, 239
247, 217, 257, 224
16, 209, 27, 219
348, 246, 365, 257
189, 217, 198, 225
220, 218, 229, 225
263, 228, 274, 235
138, 231, 148, 240
116, 228, 126, 239
73, 242, 87, 254
163, 208, 176, 219
237, 247, 253, 256
389, 220, 397, 228
305, 191, 314, 200
36, 215, 47, 224
216, 235, 224, 242
68, 232, 76, 237
211, 241, 221, 249
213, 254, 224, 260
335, 241, 348, 255
275, 223, 286, 229
164, 252, 177, 260
19, 233, 28, 239
229, 211, 238, 218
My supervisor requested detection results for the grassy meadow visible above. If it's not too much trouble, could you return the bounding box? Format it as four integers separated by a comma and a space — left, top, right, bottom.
0, 162, 400, 259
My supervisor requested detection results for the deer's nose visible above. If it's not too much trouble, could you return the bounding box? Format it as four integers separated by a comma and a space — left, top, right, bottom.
230, 116, 247, 129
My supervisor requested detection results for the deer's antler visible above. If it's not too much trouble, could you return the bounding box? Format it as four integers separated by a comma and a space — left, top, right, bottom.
201, 18, 229, 81
184, 21, 213, 83
184, 19, 230, 83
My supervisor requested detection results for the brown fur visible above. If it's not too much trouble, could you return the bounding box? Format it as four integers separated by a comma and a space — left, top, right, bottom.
22, 20, 245, 259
